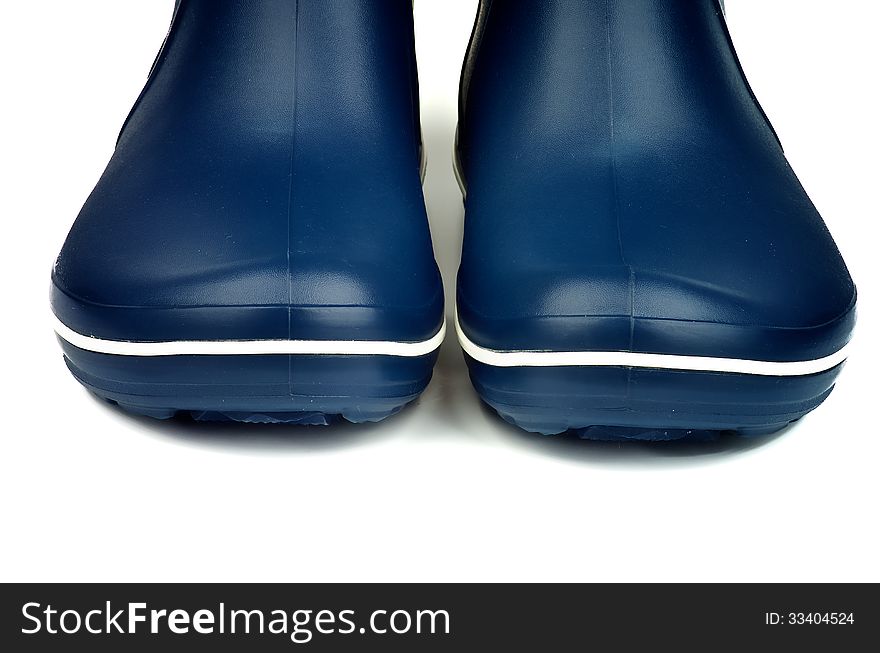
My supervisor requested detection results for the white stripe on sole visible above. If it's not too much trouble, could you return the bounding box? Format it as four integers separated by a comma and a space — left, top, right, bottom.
455, 312, 849, 377
53, 315, 446, 358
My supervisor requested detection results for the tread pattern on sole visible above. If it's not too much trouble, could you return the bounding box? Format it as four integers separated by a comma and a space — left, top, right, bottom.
106, 399, 413, 425
490, 404, 803, 441
60, 339, 437, 426
466, 354, 843, 441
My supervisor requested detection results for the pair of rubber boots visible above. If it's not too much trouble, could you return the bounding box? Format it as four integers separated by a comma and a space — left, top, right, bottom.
52, 1, 856, 441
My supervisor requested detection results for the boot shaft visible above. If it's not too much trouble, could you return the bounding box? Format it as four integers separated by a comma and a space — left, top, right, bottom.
460, 0, 777, 178
123, 0, 422, 167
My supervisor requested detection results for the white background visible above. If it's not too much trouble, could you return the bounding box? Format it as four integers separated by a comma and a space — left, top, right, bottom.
0, 1, 877, 583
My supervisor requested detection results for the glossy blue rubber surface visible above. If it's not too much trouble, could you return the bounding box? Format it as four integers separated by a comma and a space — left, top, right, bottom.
51, 0, 443, 344
457, 0, 855, 362
51, 1, 443, 422
456, 0, 855, 438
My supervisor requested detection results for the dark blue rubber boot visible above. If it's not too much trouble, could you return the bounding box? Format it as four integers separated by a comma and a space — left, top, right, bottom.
456, 0, 855, 440
51, 0, 445, 424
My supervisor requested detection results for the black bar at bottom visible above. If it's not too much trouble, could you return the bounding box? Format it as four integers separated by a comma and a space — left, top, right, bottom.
1, 583, 875, 651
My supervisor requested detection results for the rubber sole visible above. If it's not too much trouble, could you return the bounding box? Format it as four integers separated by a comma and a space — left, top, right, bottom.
464, 354, 844, 440
60, 338, 438, 425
